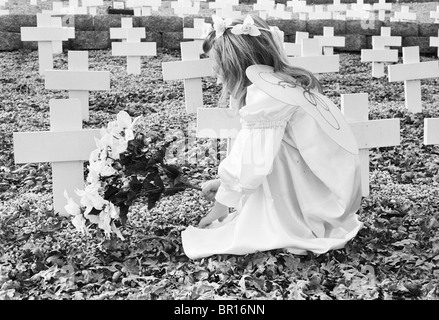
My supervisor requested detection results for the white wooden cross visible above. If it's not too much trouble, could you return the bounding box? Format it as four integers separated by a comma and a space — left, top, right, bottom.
269, 3, 292, 20
183, 18, 211, 45
373, 0, 392, 22
82, 0, 104, 16
430, 30, 439, 58
210, 0, 241, 19
45, 51, 111, 121
254, 0, 275, 20
346, 0, 370, 20
430, 6, 439, 24
291, 1, 313, 20
284, 31, 308, 57
162, 42, 215, 114
60, 0, 88, 14
0, 0, 9, 15
327, 0, 347, 20
341, 93, 400, 197
391, 5, 416, 22
314, 27, 345, 55
424, 118, 439, 145
361, 27, 400, 78
388, 46, 439, 113
51, 16, 75, 55
196, 101, 241, 156
288, 38, 340, 74
112, 28, 157, 74
308, 5, 332, 21
127, 0, 160, 16
110, 17, 146, 42
42, 1, 63, 15
171, 0, 200, 17
21, 13, 70, 75
13, 99, 101, 216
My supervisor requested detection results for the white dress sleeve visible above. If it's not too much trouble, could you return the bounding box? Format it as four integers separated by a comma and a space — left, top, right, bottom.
215, 85, 298, 208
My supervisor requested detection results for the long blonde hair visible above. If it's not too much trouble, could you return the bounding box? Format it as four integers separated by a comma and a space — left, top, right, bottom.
203, 14, 322, 108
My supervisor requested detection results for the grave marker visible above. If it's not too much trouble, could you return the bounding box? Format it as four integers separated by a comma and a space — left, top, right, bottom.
373, 0, 392, 21
308, 5, 332, 21
430, 6, 439, 24
327, 0, 347, 20
110, 17, 146, 42
314, 27, 345, 55
171, 0, 200, 17
290, 1, 313, 20
196, 101, 241, 154
288, 38, 340, 74
254, 0, 275, 20
430, 29, 439, 58
269, 3, 292, 20
82, 0, 104, 16
183, 18, 212, 43
13, 99, 101, 216
162, 42, 215, 113
388, 46, 439, 113
111, 28, 157, 74
361, 27, 400, 78
346, 0, 370, 20
341, 93, 400, 196
391, 5, 416, 22
21, 13, 70, 75
424, 118, 439, 145
45, 51, 111, 121
284, 31, 309, 57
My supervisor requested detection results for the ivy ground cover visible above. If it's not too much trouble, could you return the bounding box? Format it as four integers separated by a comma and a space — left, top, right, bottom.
1, 48, 439, 301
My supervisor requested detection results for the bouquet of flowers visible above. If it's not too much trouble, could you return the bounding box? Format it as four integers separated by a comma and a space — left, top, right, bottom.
64, 111, 200, 239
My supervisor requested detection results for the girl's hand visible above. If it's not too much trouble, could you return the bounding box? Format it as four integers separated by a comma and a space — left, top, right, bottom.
200, 179, 221, 201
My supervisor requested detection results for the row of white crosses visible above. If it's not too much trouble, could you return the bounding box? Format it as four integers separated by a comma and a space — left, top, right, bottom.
126, 0, 162, 16
361, 27, 439, 114
110, 17, 157, 74
14, 50, 110, 215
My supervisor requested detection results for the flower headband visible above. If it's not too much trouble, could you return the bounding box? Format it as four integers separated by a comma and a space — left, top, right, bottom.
212, 14, 272, 39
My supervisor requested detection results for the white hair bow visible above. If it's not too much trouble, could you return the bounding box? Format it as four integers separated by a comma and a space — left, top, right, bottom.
231, 15, 262, 36
212, 15, 232, 39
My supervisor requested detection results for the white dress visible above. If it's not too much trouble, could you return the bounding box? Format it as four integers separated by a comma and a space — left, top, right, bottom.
182, 84, 363, 259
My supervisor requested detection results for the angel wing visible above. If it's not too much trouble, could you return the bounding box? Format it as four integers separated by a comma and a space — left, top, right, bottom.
247, 65, 358, 155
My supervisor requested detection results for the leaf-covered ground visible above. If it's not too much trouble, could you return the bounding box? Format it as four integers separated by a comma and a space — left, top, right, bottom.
1, 48, 439, 300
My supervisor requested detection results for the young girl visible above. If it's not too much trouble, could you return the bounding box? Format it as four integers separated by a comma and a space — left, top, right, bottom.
181, 14, 363, 260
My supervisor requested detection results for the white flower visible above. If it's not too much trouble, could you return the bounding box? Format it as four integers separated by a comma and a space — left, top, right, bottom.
109, 139, 128, 160
71, 214, 89, 236
98, 207, 113, 237
111, 222, 125, 240
75, 183, 106, 214
200, 22, 213, 38
231, 15, 261, 36
63, 190, 81, 216
116, 111, 140, 141
88, 158, 116, 178
212, 15, 232, 39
